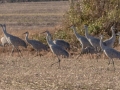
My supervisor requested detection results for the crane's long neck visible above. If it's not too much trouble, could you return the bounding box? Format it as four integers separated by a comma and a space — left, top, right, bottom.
111, 29, 115, 40
46, 33, 54, 46
2, 26, 8, 37
72, 27, 80, 38
119, 35, 120, 44
100, 36, 106, 51
84, 26, 90, 39
25, 33, 30, 43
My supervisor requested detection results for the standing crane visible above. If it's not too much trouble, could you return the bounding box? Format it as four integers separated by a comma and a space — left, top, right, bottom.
24, 31, 48, 57
84, 25, 101, 52
0, 24, 27, 57
42, 30, 69, 68
71, 25, 93, 54
103, 26, 116, 48
100, 35, 120, 71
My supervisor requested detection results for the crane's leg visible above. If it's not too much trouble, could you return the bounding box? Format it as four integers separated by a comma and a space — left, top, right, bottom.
96, 47, 98, 51
108, 58, 111, 65
18, 48, 22, 57
76, 48, 84, 59
16, 48, 20, 56
76, 52, 82, 59
2, 47, 5, 53
6, 44, 10, 54
34, 51, 38, 57
11, 47, 14, 56
51, 56, 61, 68
38, 51, 43, 57
107, 58, 110, 71
96, 52, 101, 62
34, 51, 42, 57
35, 50, 42, 57
16, 48, 22, 57
111, 59, 115, 71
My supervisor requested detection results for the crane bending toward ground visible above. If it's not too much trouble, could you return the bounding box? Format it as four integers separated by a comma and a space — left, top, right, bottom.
78, 46, 101, 61
0, 24, 27, 57
84, 25, 101, 52
100, 35, 120, 71
103, 26, 116, 48
42, 30, 69, 68
24, 31, 48, 57
45, 31, 70, 51
71, 25, 93, 57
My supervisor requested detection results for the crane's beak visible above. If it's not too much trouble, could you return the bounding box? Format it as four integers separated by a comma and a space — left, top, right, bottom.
23, 32, 28, 35
23, 32, 26, 34
41, 30, 48, 34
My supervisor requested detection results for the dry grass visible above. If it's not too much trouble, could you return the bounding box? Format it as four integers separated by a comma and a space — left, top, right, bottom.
0, 1, 120, 90
0, 51, 120, 90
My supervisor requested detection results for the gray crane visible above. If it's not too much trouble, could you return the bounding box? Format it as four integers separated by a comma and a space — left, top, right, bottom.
0, 24, 27, 57
78, 46, 101, 61
103, 26, 116, 48
84, 25, 101, 52
24, 31, 48, 57
71, 25, 94, 57
42, 30, 69, 68
100, 35, 120, 71
45, 31, 70, 51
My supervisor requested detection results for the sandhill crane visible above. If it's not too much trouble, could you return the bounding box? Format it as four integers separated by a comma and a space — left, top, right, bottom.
78, 46, 101, 60
103, 26, 116, 48
45, 31, 70, 51
84, 25, 101, 52
0, 24, 27, 57
53, 39, 70, 50
100, 35, 120, 71
24, 31, 48, 57
71, 25, 94, 57
42, 30, 69, 68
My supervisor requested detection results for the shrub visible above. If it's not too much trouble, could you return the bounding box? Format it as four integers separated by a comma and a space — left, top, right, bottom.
61, 0, 120, 47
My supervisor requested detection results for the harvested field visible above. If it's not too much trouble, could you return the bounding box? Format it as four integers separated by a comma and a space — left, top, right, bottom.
0, 53, 120, 89
0, 1, 120, 90
0, 1, 69, 33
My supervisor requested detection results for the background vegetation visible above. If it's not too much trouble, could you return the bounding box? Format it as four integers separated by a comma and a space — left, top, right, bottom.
59, 0, 120, 47
15, 0, 119, 48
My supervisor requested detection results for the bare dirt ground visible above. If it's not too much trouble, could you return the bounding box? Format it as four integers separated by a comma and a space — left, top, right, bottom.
0, 1, 120, 90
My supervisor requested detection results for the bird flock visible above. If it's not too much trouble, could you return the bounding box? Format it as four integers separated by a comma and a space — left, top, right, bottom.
0, 24, 120, 70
